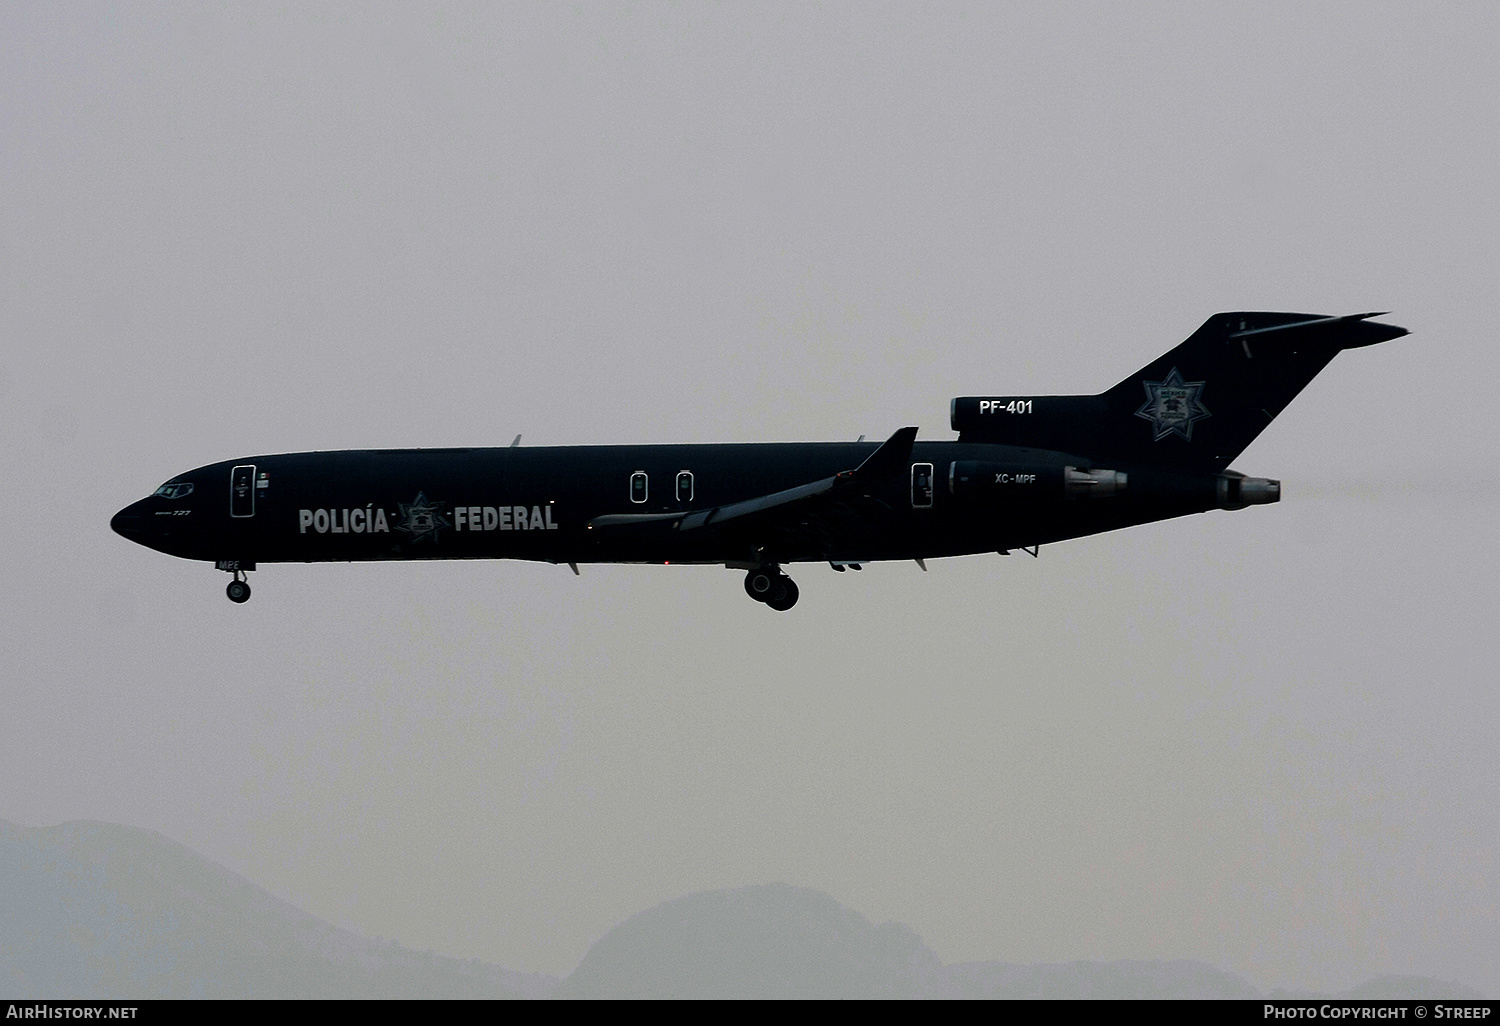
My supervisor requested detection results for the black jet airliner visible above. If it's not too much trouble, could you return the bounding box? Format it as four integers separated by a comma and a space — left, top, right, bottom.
111, 311, 1405, 610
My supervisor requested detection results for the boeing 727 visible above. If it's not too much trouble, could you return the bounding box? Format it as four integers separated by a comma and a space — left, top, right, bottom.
110, 311, 1406, 610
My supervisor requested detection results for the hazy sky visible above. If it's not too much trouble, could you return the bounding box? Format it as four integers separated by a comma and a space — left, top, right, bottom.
3, 2, 1498, 994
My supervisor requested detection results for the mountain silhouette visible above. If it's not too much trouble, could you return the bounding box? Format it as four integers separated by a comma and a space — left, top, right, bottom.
0, 820, 554, 998
2, 819, 1485, 999
553, 883, 943, 999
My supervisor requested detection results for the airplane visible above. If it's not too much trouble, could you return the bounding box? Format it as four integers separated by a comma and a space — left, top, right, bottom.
111, 311, 1406, 610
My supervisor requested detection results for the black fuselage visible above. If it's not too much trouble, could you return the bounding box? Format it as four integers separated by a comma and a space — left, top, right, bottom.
109, 440, 1224, 570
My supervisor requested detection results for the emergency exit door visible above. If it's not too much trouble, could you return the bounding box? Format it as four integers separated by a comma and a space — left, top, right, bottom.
911, 463, 934, 508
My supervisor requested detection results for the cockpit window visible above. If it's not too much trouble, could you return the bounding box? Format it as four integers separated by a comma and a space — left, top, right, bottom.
153, 481, 194, 500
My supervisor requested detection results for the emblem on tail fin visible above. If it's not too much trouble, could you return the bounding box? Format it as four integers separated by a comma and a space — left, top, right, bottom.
1136, 367, 1211, 441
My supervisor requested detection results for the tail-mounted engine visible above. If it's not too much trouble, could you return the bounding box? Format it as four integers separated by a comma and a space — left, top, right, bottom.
1216, 471, 1280, 509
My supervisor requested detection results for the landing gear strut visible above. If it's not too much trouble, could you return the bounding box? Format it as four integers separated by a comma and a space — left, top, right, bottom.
225, 570, 251, 603
216, 561, 255, 603
744, 566, 799, 611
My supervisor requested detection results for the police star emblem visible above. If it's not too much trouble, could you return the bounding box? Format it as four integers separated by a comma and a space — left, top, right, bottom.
395, 491, 450, 544
1136, 367, 1211, 441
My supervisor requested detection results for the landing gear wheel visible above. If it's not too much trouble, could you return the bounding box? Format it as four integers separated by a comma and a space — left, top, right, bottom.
226, 579, 251, 603
765, 577, 799, 611
745, 568, 778, 602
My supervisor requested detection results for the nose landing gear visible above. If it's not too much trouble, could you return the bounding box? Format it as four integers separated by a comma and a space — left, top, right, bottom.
744, 566, 799, 611
216, 561, 255, 603
226, 572, 251, 603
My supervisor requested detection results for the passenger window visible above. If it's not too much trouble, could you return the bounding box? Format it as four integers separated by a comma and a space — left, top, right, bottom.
630, 471, 648, 503
676, 471, 694, 503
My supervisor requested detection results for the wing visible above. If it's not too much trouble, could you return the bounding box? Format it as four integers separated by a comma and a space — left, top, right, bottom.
585, 427, 918, 560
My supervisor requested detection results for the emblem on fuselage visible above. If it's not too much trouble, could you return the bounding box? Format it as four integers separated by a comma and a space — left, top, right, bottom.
395, 491, 451, 544
1136, 367, 1210, 441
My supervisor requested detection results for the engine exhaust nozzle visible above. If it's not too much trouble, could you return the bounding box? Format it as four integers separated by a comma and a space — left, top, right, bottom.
1217, 473, 1280, 509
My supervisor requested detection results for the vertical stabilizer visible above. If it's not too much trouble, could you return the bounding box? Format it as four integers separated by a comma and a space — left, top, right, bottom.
952, 312, 1407, 471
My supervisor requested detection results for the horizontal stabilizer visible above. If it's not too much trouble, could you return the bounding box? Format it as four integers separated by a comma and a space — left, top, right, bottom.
1229, 311, 1408, 348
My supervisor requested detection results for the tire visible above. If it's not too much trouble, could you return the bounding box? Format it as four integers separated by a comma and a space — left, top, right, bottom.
745, 570, 776, 602
226, 580, 251, 603
765, 578, 799, 611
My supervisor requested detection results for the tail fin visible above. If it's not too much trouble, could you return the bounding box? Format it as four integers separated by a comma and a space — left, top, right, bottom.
952, 311, 1407, 471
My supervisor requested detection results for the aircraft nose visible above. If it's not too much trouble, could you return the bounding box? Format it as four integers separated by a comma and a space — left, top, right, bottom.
111, 500, 150, 541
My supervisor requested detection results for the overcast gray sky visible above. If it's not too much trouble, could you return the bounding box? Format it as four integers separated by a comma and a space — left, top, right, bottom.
3, 1, 1498, 994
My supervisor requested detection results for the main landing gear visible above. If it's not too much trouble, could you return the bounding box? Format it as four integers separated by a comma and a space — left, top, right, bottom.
744, 566, 799, 611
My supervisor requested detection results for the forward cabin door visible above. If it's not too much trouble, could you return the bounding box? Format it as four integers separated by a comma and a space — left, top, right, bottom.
230, 464, 256, 517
